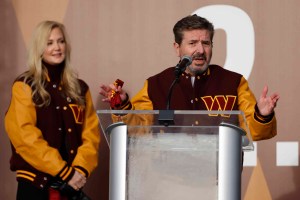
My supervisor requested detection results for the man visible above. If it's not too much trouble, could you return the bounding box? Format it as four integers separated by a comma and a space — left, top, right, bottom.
100, 14, 279, 141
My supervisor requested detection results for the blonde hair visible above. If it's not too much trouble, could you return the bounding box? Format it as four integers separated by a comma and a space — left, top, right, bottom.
20, 20, 85, 107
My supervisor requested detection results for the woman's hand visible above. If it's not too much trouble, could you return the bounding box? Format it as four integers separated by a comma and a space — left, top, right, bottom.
68, 170, 87, 191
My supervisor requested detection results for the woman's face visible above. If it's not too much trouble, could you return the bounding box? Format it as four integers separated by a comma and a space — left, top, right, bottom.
42, 27, 66, 65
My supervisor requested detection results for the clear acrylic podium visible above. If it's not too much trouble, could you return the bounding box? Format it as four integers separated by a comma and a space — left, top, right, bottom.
97, 110, 254, 200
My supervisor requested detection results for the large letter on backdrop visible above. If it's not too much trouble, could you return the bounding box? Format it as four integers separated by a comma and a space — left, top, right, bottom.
193, 5, 255, 79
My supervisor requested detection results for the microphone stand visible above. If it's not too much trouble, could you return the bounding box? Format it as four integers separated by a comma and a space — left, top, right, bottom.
158, 65, 183, 126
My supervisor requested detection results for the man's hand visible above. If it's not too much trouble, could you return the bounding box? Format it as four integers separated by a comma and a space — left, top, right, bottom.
257, 85, 280, 116
99, 83, 127, 104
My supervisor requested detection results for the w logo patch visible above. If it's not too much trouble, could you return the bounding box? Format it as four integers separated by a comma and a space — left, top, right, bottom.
201, 95, 237, 117
69, 104, 84, 124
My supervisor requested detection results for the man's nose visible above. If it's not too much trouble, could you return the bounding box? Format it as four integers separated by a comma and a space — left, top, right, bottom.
196, 42, 205, 53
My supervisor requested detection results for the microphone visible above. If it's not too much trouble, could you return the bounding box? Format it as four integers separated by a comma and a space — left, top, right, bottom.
158, 55, 192, 126
174, 55, 192, 77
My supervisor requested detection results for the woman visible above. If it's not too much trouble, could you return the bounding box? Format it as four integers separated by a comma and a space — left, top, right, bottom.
5, 20, 100, 200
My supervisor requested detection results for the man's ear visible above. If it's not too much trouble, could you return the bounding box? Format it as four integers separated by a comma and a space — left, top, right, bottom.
173, 42, 180, 57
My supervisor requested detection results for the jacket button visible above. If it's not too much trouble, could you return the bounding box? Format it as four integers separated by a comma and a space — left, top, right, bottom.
70, 150, 74, 154
44, 177, 47, 181
53, 84, 57, 88
67, 97, 71, 102
40, 184, 44, 188
56, 106, 60, 110
63, 106, 67, 110
191, 99, 193, 103
195, 98, 198, 101
68, 128, 72, 133
197, 76, 200, 79
58, 128, 62, 131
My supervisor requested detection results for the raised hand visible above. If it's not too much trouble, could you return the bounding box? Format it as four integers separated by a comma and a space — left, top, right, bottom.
99, 80, 127, 107
99, 84, 116, 103
257, 85, 280, 116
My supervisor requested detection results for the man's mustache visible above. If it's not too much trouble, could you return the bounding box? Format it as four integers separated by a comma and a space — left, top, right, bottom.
192, 53, 206, 60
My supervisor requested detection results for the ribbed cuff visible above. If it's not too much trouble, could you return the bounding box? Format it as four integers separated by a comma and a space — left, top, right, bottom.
73, 166, 89, 178
112, 93, 132, 110
57, 164, 75, 183
254, 104, 274, 123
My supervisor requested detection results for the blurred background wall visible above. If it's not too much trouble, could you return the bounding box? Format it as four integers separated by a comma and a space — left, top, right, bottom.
1, 0, 299, 199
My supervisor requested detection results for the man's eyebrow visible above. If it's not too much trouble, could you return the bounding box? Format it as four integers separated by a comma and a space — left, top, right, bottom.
188, 39, 199, 42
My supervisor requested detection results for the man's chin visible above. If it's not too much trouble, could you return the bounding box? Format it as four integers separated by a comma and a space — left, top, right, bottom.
188, 65, 208, 75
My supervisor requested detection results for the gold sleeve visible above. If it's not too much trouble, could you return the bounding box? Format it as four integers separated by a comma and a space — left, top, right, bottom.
131, 80, 153, 110
237, 77, 277, 141
72, 89, 100, 177
4, 81, 67, 176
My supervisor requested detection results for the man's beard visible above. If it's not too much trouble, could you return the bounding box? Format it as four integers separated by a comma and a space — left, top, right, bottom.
187, 52, 210, 75
187, 63, 209, 75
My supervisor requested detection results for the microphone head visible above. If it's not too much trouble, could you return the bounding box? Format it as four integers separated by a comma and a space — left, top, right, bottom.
181, 55, 192, 66
174, 55, 192, 77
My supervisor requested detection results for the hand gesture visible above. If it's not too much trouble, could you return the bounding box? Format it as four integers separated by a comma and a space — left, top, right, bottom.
99, 83, 127, 104
257, 85, 280, 116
